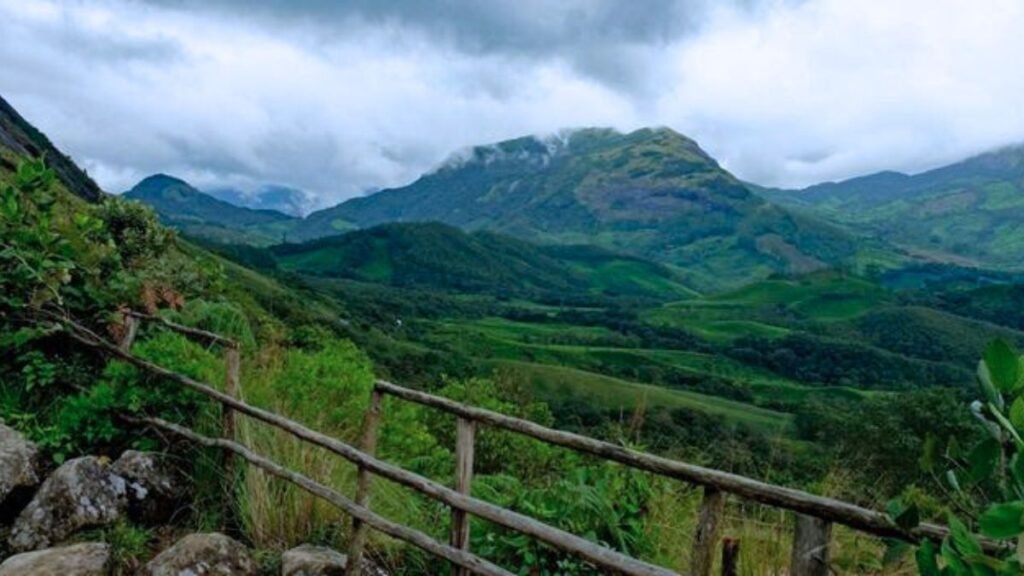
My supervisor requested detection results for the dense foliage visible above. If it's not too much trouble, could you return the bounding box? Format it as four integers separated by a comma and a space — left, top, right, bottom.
904, 340, 1024, 575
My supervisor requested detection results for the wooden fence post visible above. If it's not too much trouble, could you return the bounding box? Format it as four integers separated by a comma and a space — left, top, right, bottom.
721, 538, 739, 576
118, 314, 138, 352
790, 514, 832, 576
221, 345, 241, 534
451, 417, 476, 576
690, 486, 726, 576
346, 390, 384, 576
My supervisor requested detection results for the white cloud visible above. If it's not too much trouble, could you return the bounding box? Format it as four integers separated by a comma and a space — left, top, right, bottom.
0, 0, 1022, 203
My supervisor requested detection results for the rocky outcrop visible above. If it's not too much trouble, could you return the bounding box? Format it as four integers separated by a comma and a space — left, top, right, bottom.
7, 457, 127, 552
281, 544, 349, 576
111, 450, 187, 525
0, 423, 40, 510
0, 542, 110, 576
143, 532, 254, 576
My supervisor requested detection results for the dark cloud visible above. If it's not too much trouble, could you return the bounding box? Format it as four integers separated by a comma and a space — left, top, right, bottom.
140, 0, 715, 92
1, 0, 1023, 205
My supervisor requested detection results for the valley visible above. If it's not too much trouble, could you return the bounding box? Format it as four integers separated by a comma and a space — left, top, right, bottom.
2, 88, 1022, 574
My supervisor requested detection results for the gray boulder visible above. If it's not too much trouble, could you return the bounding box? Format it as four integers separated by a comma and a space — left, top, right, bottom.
111, 450, 187, 524
281, 544, 348, 576
0, 424, 40, 512
144, 532, 254, 575
0, 542, 110, 576
7, 456, 127, 552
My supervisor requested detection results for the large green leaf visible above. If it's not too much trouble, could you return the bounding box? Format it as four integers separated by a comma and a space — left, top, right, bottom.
915, 539, 940, 576
978, 502, 1024, 539
969, 438, 1002, 485
1011, 397, 1024, 432
949, 515, 984, 557
984, 339, 1021, 393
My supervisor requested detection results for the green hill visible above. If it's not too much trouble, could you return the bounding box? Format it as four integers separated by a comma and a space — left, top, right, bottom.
124, 174, 299, 245
271, 221, 695, 301
761, 144, 1024, 269
291, 128, 879, 290
0, 94, 103, 202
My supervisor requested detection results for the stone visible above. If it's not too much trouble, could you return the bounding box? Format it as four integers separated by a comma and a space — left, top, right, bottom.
0, 542, 110, 576
0, 423, 40, 515
7, 456, 127, 552
143, 532, 254, 575
111, 450, 187, 525
281, 544, 348, 576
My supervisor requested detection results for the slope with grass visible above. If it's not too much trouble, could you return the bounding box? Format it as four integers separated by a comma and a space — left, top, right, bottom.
762, 144, 1024, 269
0, 94, 103, 202
125, 174, 299, 245
271, 221, 695, 301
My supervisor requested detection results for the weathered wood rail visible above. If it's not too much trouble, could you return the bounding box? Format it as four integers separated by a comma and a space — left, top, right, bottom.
62, 314, 996, 576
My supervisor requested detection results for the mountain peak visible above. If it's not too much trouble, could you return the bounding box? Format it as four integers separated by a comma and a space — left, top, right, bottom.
292, 127, 858, 290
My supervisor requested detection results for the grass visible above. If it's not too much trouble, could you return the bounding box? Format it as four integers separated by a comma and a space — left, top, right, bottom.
428, 316, 843, 407
490, 360, 793, 435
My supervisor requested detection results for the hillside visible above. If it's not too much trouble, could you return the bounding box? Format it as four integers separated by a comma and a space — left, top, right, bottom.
125, 174, 299, 245
290, 128, 878, 290
762, 144, 1024, 268
271, 222, 695, 301
0, 94, 103, 202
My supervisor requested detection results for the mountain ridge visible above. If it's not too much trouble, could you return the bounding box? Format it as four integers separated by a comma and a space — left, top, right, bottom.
761, 143, 1024, 268
0, 93, 103, 202
124, 174, 299, 245
286, 127, 871, 290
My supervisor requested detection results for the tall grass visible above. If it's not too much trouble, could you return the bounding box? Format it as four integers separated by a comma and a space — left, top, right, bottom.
231, 340, 443, 570
192, 337, 914, 574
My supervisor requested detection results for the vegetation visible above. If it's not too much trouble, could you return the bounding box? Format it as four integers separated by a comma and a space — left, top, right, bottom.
124, 174, 298, 246
9, 90, 1024, 573
131, 128, 886, 291
271, 221, 694, 301
762, 144, 1024, 270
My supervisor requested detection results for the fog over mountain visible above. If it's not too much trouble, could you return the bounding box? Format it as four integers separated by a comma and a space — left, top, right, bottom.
2, 0, 1024, 206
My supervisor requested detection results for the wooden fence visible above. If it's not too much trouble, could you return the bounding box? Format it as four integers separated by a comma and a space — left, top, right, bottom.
62, 314, 993, 576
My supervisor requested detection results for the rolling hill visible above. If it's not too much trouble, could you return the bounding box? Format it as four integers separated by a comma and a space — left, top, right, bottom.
761, 144, 1024, 269
289, 128, 880, 290
271, 221, 695, 301
124, 174, 299, 245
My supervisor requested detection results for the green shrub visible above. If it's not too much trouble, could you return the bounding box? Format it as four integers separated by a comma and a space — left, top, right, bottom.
905, 339, 1024, 574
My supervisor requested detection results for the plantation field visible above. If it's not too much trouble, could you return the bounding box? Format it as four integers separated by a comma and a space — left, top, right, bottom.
487, 360, 795, 434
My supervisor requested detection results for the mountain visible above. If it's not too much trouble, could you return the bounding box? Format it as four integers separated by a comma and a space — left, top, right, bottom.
761, 144, 1024, 268
124, 174, 299, 245
205, 184, 310, 217
271, 221, 695, 301
0, 94, 103, 202
290, 128, 875, 290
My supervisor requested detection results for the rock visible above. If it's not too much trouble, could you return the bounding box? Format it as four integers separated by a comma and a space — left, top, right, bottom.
7, 456, 127, 552
111, 450, 187, 525
281, 544, 348, 576
0, 542, 110, 576
143, 532, 254, 575
0, 424, 40, 518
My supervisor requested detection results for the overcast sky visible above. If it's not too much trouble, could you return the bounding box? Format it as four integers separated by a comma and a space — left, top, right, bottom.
2, 0, 1024, 208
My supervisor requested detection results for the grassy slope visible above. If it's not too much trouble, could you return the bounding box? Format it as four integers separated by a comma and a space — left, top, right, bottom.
272, 222, 696, 301
125, 174, 299, 246
291, 128, 884, 291
761, 145, 1024, 270
490, 359, 793, 434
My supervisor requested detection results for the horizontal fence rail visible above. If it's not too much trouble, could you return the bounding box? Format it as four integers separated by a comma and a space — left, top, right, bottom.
58, 314, 1004, 576
132, 415, 516, 576
62, 318, 678, 576
374, 380, 954, 546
